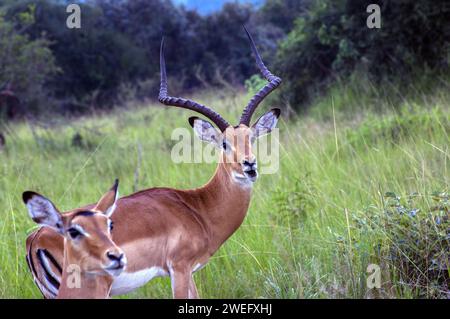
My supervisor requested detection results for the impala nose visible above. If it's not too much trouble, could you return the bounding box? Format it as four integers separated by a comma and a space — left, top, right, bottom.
107, 251, 124, 262
242, 160, 258, 181
243, 160, 253, 167
105, 251, 127, 275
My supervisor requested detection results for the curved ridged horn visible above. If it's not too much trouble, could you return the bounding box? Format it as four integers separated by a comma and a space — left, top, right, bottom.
240, 26, 282, 126
158, 38, 230, 132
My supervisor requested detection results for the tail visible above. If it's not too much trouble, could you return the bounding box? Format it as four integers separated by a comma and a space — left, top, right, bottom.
26, 227, 64, 299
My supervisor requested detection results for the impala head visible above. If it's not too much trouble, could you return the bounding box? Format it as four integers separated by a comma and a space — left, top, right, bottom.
159, 26, 281, 186
23, 179, 126, 277
189, 109, 279, 185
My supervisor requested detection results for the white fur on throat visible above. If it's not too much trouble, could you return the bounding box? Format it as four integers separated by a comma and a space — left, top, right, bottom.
110, 266, 168, 296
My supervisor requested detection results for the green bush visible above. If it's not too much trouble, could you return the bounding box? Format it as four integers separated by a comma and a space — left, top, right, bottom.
0, 6, 58, 115
275, 0, 450, 110
271, 174, 317, 227
355, 191, 449, 298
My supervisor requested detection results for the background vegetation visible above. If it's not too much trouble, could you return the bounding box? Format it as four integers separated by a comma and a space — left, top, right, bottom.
0, 0, 448, 299
1, 0, 447, 115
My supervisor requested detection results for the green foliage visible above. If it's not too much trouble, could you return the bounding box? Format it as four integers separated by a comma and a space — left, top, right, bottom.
275, 0, 450, 110
354, 191, 449, 298
259, 0, 307, 32
6, 0, 148, 109
271, 174, 316, 226
244, 74, 265, 95
1, 0, 449, 116
0, 6, 57, 113
1, 0, 276, 112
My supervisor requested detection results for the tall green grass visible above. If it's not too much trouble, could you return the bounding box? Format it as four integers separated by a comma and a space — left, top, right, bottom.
0, 85, 448, 298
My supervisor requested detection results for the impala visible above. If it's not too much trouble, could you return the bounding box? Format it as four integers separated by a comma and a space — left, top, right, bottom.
25, 180, 126, 299
25, 27, 282, 299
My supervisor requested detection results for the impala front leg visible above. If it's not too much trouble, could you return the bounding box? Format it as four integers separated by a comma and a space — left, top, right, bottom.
170, 266, 191, 299
188, 275, 199, 299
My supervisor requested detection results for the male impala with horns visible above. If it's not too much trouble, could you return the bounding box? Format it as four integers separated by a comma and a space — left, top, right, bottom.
25, 27, 282, 299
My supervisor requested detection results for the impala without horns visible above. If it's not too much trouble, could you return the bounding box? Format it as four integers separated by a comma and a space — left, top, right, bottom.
25, 180, 126, 299
25, 27, 282, 299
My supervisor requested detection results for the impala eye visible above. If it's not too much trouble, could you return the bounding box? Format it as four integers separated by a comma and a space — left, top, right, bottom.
68, 227, 82, 239
109, 221, 114, 232
222, 139, 231, 152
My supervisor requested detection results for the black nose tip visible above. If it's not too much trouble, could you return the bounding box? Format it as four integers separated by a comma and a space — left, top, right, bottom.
107, 252, 123, 261
243, 160, 255, 167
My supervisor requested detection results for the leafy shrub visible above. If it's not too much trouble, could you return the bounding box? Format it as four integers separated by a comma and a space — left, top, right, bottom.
244, 74, 266, 96
355, 191, 449, 298
0, 6, 58, 116
2, 0, 274, 112
275, 0, 450, 110
271, 174, 317, 226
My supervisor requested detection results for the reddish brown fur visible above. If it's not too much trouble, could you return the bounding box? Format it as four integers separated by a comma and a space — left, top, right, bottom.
26, 184, 124, 299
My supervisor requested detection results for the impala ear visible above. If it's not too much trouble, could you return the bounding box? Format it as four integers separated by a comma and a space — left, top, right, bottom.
23, 192, 64, 234
189, 117, 221, 147
94, 179, 119, 217
251, 108, 280, 138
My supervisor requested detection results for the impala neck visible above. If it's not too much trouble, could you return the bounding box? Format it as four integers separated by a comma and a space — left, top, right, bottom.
57, 247, 112, 299
196, 162, 252, 250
